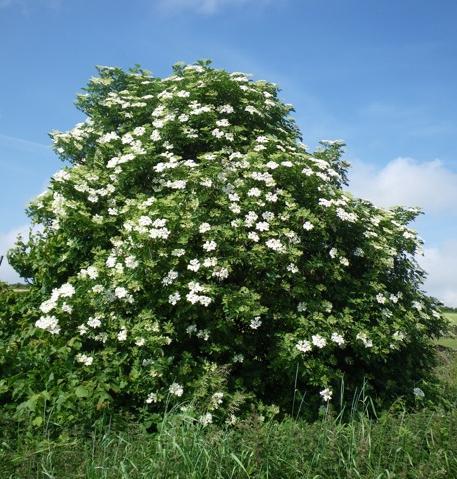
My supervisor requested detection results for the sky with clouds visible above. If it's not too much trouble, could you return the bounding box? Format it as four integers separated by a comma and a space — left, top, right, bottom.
0, 0, 456, 304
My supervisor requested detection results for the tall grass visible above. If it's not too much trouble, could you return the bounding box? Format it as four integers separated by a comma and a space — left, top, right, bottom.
2, 349, 457, 479
2, 406, 457, 478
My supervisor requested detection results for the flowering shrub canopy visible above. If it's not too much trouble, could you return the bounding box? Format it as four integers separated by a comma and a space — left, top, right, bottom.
2, 61, 446, 425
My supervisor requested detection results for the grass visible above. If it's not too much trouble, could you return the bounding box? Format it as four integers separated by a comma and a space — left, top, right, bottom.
436, 312, 457, 350
2, 402, 457, 478
2, 349, 457, 479
1, 305, 456, 478
445, 312, 457, 326
8, 416, 457, 477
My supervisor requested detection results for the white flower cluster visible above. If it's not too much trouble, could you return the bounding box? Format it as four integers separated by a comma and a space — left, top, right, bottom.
296, 332, 345, 354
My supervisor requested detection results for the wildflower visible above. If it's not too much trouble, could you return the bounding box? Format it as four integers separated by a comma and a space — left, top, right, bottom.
393, 331, 405, 341
167, 180, 187, 189
212, 267, 229, 280
265, 192, 278, 202
212, 392, 224, 407
61, 303, 72, 314
186, 324, 197, 335
266, 161, 279, 169
162, 270, 179, 285
40, 298, 57, 314
218, 104, 234, 113
203, 257, 217, 267
216, 119, 230, 127
58, 283, 75, 298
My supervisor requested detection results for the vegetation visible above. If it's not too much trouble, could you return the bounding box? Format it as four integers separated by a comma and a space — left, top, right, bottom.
0, 61, 454, 478
2, 347, 457, 478
0, 62, 447, 429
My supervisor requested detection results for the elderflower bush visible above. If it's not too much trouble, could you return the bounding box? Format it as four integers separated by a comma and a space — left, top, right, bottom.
2, 61, 446, 425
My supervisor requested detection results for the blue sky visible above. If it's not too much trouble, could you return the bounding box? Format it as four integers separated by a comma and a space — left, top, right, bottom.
1, 0, 456, 304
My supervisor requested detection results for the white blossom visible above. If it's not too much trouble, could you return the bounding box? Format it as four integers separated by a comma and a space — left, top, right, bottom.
114, 287, 128, 299
35, 315, 60, 335
303, 221, 314, 231
312, 334, 327, 348
169, 382, 184, 397
203, 240, 217, 252
146, 392, 158, 404
296, 340, 311, 353
199, 412, 213, 426
265, 238, 284, 252
76, 353, 93, 366
320, 388, 332, 402
117, 328, 128, 341
331, 332, 345, 346
249, 317, 262, 329
169, 292, 181, 305
188, 259, 201, 272
356, 332, 373, 348
199, 222, 211, 233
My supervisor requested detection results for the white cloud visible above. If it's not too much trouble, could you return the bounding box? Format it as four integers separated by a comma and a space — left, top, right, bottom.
156, 0, 270, 14
0, 225, 28, 284
349, 157, 457, 215
418, 242, 457, 307
348, 157, 457, 306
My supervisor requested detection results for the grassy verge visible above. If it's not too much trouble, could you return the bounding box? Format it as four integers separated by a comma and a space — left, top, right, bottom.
2, 349, 457, 479
2, 403, 457, 478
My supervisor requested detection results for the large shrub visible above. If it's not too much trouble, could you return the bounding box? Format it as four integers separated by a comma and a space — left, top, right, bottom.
2, 61, 446, 426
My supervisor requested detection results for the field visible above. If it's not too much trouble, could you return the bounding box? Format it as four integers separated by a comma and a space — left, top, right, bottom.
437, 312, 457, 349
2, 313, 457, 478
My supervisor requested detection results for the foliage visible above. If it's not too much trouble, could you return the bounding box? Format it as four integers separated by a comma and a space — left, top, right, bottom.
1, 61, 447, 426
